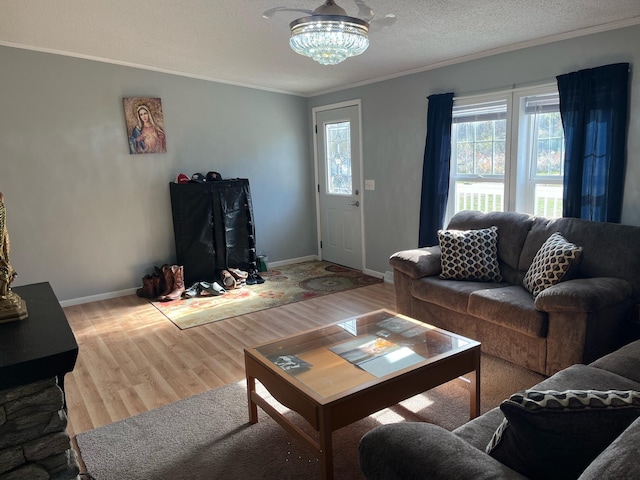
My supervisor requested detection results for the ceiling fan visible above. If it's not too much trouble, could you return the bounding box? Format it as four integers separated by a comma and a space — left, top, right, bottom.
262, 0, 396, 26
263, 1, 396, 65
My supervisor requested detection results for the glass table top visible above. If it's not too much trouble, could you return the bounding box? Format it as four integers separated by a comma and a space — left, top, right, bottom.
252, 309, 475, 399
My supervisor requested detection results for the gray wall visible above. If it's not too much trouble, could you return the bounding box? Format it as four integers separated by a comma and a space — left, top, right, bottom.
2, 25, 639, 302
308, 24, 640, 276
1, 46, 315, 302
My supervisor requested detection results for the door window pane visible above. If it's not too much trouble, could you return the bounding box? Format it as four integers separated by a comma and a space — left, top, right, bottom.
325, 121, 352, 195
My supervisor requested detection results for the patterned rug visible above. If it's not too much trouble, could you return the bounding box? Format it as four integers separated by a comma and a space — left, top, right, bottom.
150, 261, 382, 329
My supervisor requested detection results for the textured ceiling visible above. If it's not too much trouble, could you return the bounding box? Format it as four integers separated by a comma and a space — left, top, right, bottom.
1, 0, 639, 96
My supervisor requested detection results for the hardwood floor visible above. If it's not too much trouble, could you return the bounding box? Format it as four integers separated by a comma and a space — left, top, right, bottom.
63, 282, 396, 436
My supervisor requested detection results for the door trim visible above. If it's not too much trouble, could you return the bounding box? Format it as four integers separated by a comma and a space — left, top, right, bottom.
312, 99, 366, 271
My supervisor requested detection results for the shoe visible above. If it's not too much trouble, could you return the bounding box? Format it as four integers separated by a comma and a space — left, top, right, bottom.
161, 265, 185, 301
246, 272, 264, 285
158, 264, 174, 298
136, 275, 155, 298
220, 270, 236, 289
152, 272, 162, 297
199, 281, 226, 296
183, 282, 201, 298
228, 268, 248, 280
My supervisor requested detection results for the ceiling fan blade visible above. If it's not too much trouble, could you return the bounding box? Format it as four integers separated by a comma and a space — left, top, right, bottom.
372, 13, 397, 27
262, 6, 314, 19
354, 0, 375, 21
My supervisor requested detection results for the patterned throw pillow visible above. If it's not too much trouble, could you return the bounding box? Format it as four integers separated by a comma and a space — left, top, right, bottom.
523, 232, 582, 297
486, 389, 640, 480
437, 226, 502, 282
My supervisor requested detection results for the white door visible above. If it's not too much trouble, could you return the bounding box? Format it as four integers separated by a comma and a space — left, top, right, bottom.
315, 103, 363, 270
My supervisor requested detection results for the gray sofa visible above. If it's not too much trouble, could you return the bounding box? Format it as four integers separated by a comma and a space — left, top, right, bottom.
390, 210, 640, 376
359, 339, 640, 479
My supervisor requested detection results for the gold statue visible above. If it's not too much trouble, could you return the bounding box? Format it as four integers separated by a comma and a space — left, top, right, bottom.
0, 192, 28, 321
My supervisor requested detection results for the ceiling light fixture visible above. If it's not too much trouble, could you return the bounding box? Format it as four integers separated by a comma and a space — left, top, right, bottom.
289, 0, 369, 65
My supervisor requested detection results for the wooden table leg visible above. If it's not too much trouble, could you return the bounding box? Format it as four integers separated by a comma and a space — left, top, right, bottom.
247, 374, 258, 424
469, 350, 481, 419
318, 407, 334, 480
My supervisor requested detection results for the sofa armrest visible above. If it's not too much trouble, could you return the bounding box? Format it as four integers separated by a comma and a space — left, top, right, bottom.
389, 246, 442, 279
534, 277, 633, 313
359, 423, 527, 480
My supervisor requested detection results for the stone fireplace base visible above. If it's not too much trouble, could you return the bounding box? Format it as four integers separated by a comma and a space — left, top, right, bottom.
0, 377, 79, 480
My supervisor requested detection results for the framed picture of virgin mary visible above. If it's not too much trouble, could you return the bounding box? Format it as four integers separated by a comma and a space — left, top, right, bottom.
123, 97, 167, 154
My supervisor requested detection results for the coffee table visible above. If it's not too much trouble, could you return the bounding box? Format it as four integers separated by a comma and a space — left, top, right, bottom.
244, 309, 481, 480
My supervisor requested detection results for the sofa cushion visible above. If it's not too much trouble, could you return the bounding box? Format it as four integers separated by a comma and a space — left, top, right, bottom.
535, 363, 640, 391
487, 389, 640, 480
467, 285, 547, 338
523, 232, 582, 297
438, 226, 502, 282
590, 339, 640, 385
359, 423, 528, 480
578, 415, 640, 480
412, 277, 506, 314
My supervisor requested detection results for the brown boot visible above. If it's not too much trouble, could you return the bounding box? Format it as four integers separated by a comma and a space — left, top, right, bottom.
161, 265, 185, 301
152, 273, 162, 297
136, 275, 155, 298
158, 265, 174, 299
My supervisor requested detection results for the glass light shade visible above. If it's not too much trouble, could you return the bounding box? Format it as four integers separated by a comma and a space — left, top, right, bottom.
290, 15, 369, 65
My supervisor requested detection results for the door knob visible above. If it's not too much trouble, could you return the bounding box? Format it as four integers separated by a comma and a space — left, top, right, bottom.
348, 201, 360, 207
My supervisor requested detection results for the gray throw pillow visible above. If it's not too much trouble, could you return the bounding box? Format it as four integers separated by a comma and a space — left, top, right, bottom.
523, 232, 582, 297
486, 389, 640, 480
437, 226, 502, 282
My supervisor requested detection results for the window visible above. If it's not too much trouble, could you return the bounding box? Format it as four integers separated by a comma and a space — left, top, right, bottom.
447, 86, 564, 220
325, 121, 352, 195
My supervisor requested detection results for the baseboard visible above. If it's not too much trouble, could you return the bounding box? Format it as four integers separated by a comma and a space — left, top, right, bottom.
59, 255, 390, 307
59, 287, 139, 308
59, 256, 321, 307
267, 255, 318, 268
363, 268, 384, 279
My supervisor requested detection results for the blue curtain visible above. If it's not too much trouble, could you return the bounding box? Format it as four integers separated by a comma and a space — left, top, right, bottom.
418, 93, 454, 246
556, 63, 629, 222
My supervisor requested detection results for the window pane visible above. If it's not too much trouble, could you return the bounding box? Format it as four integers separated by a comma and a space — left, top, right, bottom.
456, 141, 474, 174
457, 123, 472, 142
534, 112, 564, 176
454, 119, 506, 176
454, 181, 504, 213
534, 184, 563, 217
325, 121, 352, 195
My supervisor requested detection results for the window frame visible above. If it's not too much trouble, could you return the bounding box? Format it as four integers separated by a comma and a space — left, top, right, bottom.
446, 84, 564, 223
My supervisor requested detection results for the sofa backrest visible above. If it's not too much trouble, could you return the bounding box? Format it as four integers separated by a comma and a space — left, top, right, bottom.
447, 210, 640, 299
519, 216, 640, 299
447, 210, 535, 285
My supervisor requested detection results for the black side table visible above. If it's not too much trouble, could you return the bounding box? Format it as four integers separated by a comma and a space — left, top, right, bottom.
0, 282, 78, 403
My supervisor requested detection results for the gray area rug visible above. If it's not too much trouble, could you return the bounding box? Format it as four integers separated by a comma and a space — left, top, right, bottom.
75, 354, 543, 480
